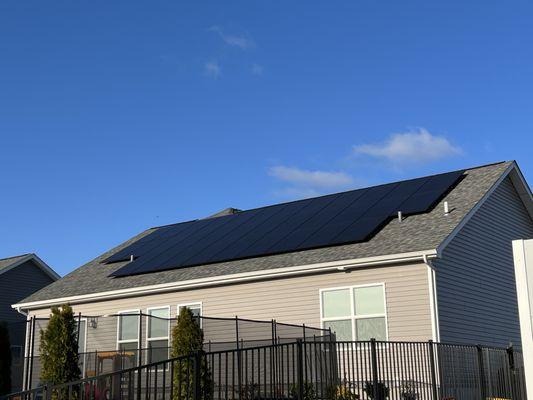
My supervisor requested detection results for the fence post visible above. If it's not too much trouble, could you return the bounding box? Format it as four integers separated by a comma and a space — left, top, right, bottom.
370, 338, 380, 400
297, 339, 304, 400
193, 350, 204, 400
236, 316, 242, 398
477, 345, 487, 400
137, 312, 143, 400
507, 344, 517, 399
428, 340, 438, 400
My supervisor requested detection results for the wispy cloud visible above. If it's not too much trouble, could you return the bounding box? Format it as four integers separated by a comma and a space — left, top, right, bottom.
209, 26, 254, 50
353, 128, 462, 165
204, 61, 221, 78
251, 63, 264, 76
269, 166, 355, 199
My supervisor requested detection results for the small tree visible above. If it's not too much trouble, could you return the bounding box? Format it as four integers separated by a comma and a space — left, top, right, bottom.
40, 304, 80, 393
0, 322, 12, 396
171, 307, 212, 400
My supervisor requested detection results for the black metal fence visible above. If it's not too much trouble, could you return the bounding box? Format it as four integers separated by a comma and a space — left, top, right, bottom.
21, 314, 332, 391
4, 338, 527, 400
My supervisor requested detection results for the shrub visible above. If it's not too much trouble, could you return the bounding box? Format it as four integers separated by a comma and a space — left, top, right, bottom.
40, 305, 81, 399
289, 381, 317, 400
363, 381, 389, 400
171, 307, 212, 400
0, 322, 12, 395
327, 383, 359, 400
400, 382, 418, 400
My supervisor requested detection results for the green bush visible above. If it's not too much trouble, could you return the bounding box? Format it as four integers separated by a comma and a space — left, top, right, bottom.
289, 381, 317, 400
40, 304, 80, 398
326, 383, 359, 400
0, 322, 12, 396
171, 307, 212, 400
363, 381, 389, 400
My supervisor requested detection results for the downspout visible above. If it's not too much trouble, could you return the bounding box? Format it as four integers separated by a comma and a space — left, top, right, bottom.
423, 254, 441, 342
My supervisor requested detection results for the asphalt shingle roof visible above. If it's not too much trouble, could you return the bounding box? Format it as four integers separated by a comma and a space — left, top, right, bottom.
21, 162, 512, 303
0, 254, 31, 272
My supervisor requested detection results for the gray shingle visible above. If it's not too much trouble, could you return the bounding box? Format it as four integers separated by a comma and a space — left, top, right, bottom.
0, 254, 31, 272
21, 162, 512, 303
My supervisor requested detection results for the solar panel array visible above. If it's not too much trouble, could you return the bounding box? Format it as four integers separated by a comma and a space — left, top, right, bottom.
108, 170, 464, 277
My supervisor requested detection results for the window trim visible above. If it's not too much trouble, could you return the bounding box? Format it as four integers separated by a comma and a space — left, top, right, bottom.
145, 306, 171, 353
319, 283, 389, 341
116, 309, 141, 351
177, 302, 203, 327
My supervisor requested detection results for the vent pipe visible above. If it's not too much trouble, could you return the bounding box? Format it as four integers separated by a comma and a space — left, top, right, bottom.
130, 255, 134, 262
397, 211, 403, 222
444, 201, 450, 215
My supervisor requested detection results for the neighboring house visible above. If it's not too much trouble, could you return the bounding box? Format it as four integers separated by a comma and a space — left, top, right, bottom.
12, 161, 533, 358
0, 254, 59, 390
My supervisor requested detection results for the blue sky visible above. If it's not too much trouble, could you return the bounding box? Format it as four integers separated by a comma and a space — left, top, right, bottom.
1, 1, 532, 276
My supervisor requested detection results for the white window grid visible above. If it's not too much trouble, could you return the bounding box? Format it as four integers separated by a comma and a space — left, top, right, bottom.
319, 283, 389, 342
116, 309, 141, 351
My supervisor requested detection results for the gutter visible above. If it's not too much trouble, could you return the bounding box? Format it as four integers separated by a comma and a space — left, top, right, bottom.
13, 249, 437, 312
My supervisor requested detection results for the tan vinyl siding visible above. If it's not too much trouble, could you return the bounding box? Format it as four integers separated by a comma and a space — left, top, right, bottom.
28, 262, 433, 350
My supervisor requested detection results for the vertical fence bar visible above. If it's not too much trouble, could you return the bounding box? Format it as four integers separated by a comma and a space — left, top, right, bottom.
477, 345, 486, 400
137, 313, 143, 400
370, 339, 379, 400
297, 339, 304, 400
193, 351, 202, 400
428, 340, 438, 400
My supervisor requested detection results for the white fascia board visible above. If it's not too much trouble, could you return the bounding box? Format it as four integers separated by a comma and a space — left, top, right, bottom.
12, 249, 437, 311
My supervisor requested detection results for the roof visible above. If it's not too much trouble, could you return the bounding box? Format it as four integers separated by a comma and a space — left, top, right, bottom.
0, 253, 60, 280
18, 161, 530, 306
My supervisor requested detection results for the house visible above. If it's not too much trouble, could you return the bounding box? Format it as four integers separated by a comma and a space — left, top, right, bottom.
12, 161, 533, 361
0, 254, 59, 390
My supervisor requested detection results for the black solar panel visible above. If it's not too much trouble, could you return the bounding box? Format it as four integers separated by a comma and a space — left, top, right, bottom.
108, 169, 464, 277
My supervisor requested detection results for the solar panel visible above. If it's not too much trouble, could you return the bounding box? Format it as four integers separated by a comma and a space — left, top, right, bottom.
109, 169, 464, 277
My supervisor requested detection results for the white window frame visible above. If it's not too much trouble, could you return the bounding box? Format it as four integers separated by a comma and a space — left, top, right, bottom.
116, 309, 141, 351
177, 302, 203, 327
145, 306, 171, 363
319, 283, 389, 342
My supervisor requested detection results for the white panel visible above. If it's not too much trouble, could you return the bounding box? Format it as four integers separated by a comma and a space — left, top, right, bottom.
512, 239, 533, 399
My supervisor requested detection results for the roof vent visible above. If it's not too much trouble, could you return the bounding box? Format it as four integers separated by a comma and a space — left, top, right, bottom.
205, 208, 242, 219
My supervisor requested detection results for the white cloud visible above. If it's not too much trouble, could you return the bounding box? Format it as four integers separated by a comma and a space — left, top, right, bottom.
353, 128, 462, 165
209, 26, 254, 50
204, 61, 221, 78
269, 165, 354, 195
251, 63, 264, 76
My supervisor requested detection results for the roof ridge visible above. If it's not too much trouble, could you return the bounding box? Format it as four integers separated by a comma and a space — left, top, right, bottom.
0, 253, 31, 262
152, 161, 508, 229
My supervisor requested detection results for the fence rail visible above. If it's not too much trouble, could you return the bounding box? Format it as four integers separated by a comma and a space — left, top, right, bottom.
4, 339, 527, 400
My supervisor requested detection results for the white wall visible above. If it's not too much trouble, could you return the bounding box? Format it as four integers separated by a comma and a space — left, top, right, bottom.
512, 239, 533, 399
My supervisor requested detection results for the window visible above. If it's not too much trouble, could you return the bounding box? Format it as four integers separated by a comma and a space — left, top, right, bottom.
117, 310, 140, 355
178, 302, 202, 326
321, 284, 387, 341
146, 307, 170, 363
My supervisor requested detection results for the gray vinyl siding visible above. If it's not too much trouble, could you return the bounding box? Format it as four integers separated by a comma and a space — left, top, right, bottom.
435, 177, 533, 348
0, 260, 55, 324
